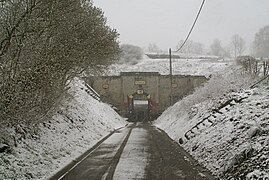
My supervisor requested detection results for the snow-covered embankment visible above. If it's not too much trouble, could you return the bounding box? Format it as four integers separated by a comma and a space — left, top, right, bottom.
155, 67, 269, 179
0, 78, 126, 179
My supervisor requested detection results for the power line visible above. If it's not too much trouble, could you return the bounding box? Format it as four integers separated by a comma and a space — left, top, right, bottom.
175, 0, 206, 52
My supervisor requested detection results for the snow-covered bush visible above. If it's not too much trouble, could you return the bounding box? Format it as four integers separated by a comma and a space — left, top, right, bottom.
0, 1, 120, 125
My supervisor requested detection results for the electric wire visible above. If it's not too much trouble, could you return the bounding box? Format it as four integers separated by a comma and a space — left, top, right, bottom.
175, 0, 206, 52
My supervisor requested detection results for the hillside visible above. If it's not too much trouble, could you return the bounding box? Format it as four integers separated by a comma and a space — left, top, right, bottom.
0, 78, 126, 179
106, 55, 232, 77
155, 68, 269, 179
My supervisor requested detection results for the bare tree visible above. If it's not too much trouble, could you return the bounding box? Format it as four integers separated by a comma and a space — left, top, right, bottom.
231, 34, 246, 58
210, 39, 223, 57
176, 40, 204, 55
253, 25, 269, 58
209, 39, 231, 58
147, 43, 161, 53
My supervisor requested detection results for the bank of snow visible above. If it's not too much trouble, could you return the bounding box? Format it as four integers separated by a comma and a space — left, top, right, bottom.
155, 66, 269, 179
106, 55, 231, 77
0, 78, 126, 179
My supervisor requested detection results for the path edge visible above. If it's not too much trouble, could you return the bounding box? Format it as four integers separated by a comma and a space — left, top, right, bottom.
49, 124, 128, 180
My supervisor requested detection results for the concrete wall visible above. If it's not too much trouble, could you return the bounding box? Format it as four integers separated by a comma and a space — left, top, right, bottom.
85, 72, 207, 117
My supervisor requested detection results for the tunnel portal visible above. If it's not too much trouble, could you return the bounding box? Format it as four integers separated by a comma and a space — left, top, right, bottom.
85, 72, 207, 121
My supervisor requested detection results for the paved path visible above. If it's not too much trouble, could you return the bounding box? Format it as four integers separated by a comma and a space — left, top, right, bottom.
52, 122, 215, 180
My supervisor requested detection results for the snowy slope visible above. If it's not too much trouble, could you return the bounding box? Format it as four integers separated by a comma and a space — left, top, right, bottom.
155, 68, 269, 179
0, 78, 126, 179
106, 55, 232, 77
107, 54, 268, 178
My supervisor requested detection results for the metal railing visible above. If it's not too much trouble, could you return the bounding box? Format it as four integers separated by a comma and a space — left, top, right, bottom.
84, 83, 100, 102
183, 75, 268, 141
184, 96, 247, 140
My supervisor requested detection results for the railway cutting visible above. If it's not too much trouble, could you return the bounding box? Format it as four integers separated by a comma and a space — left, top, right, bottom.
52, 123, 215, 180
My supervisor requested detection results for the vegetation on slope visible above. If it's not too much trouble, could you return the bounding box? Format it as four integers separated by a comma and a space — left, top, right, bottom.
0, 0, 120, 125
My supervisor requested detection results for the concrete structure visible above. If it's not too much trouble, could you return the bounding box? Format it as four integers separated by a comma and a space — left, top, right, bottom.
85, 72, 207, 119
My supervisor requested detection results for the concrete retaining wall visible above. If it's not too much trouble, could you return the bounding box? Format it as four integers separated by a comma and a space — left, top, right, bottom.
85, 72, 207, 117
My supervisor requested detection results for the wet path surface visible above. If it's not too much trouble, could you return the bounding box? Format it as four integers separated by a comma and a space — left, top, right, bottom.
53, 122, 215, 180
145, 124, 214, 180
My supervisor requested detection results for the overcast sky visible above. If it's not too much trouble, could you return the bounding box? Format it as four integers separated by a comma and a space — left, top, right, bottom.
94, 0, 269, 51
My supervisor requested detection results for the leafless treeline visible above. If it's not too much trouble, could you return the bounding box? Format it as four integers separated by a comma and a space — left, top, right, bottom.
0, 0, 120, 125
236, 56, 269, 77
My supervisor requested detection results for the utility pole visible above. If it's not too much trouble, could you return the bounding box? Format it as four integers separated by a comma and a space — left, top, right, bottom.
169, 48, 173, 105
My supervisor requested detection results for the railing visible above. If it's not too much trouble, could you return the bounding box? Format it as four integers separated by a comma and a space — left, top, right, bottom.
183, 75, 268, 141
184, 96, 247, 140
84, 83, 100, 102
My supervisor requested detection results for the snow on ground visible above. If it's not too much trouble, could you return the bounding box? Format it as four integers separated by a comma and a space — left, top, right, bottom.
113, 127, 149, 179
155, 66, 269, 179
106, 55, 232, 77
0, 54, 264, 179
108, 54, 268, 178
0, 78, 126, 180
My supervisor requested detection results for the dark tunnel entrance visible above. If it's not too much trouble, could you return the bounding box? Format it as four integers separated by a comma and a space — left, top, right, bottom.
128, 91, 151, 122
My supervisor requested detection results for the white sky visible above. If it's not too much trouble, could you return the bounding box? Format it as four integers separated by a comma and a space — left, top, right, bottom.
94, 0, 269, 51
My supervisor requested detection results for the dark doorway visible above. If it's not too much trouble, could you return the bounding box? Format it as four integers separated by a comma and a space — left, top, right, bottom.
135, 111, 148, 122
